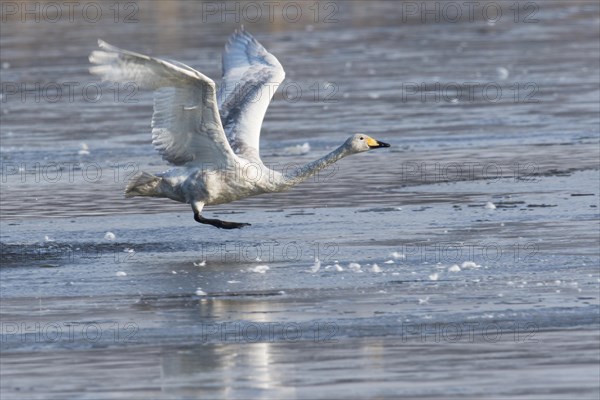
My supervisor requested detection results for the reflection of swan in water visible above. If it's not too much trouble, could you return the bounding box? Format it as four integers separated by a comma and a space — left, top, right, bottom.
90, 29, 390, 229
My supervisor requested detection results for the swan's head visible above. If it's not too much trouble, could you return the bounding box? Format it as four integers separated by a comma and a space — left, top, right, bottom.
346, 133, 391, 154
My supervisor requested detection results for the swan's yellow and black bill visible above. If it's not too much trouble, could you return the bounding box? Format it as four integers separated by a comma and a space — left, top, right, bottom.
367, 137, 391, 149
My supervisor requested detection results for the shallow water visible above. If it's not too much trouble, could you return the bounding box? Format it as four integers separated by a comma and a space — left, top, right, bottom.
1, 1, 599, 399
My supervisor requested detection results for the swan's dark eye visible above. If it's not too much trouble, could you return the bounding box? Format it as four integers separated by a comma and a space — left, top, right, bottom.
359, 136, 364, 140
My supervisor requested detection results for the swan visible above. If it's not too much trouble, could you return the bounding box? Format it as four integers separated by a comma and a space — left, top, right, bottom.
89, 29, 390, 229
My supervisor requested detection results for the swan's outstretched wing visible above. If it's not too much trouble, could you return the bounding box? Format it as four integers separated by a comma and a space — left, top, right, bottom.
218, 29, 285, 160
90, 40, 238, 167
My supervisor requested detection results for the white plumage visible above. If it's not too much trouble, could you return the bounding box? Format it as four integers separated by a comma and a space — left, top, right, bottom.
218, 29, 286, 160
90, 29, 390, 229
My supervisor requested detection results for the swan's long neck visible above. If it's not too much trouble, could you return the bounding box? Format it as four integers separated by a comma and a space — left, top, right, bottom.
280, 144, 351, 189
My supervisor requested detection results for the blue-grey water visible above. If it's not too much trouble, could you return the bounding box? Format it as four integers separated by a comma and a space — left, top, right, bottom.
1, 1, 599, 399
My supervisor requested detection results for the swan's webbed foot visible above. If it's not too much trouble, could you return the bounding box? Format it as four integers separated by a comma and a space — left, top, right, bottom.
194, 213, 251, 229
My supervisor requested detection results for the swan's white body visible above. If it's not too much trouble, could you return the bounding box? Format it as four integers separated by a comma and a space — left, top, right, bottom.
90, 29, 389, 228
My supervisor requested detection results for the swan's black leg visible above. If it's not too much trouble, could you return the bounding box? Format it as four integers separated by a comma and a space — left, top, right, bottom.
194, 213, 251, 229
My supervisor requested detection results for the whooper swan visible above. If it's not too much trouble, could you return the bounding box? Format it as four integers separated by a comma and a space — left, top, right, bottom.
90, 29, 390, 229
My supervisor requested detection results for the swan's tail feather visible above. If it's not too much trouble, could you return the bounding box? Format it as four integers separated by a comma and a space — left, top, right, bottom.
125, 171, 162, 197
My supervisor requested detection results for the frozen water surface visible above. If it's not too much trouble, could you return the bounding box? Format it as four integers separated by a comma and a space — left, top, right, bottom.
1, 1, 599, 399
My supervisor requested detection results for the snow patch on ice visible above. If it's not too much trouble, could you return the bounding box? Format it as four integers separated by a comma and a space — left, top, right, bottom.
248, 265, 270, 274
